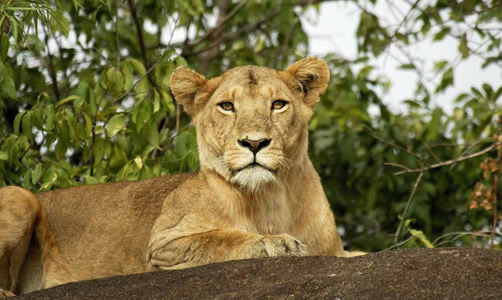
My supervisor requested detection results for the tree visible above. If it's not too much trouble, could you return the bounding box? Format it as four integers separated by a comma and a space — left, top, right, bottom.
0, 0, 501, 252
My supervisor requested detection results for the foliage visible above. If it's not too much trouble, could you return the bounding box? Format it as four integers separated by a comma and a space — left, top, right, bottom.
0, 0, 501, 252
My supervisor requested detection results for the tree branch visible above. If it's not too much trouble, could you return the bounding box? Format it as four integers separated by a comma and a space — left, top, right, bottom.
432, 231, 494, 247
394, 171, 423, 242
363, 125, 423, 162
182, 0, 342, 58
42, 25, 60, 101
388, 143, 499, 176
189, 0, 249, 49
115, 1, 121, 69
193, 0, 229, 74
127, 0, 157, 87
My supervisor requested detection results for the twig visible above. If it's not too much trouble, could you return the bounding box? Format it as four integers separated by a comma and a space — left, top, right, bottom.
191, 0, 230, 74
111, 15, 178, 105
391, 144, 498, 176
175, 104, 181, 135
189, 0, 249, 48
421, 141, 441, 162
54, 34, 71, 88
384, 162, 412, 172
380, 235, 415, 252
363, 125, 422, 162
42, 24, 60, 101
397, 0, 420, 34
183, 0, 341, 57
115, 1, 121, 69
127, 0, 157, 87
189, 13, 275, 56
428, 137, 494, 148
393, 171, 423, 242
432, 231, 493, 247
460, 137, 496, 159
89, 93, 106, 176
275, 16, 300, 68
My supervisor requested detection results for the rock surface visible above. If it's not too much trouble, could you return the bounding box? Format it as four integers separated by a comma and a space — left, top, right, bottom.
14, 248, 502, 300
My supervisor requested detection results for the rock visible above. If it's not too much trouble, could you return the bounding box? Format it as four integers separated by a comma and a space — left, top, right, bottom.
14, 248, 502, 300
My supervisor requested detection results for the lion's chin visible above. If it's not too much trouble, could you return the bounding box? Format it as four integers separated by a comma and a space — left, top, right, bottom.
230, 165, 276, 193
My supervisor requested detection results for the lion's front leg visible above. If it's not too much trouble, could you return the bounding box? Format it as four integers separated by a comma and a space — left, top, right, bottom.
0, 186, 40, 296
147, 229, 307, 270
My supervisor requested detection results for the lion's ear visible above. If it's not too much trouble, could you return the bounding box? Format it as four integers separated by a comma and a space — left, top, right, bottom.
284, 57, 330, 108
170, 67, 208, 116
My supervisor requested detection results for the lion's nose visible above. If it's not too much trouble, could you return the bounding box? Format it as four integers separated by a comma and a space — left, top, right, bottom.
238, 138, 271, 155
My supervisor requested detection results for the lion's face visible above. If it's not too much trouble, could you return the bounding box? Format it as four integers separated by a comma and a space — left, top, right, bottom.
170, 58, 330, 192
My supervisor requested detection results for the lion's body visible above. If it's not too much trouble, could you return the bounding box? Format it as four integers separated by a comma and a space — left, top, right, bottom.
0, 58, 352, 297
15, 174, 191, 293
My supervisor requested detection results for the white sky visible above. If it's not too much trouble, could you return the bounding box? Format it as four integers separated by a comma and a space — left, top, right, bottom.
302, 1, 502, 113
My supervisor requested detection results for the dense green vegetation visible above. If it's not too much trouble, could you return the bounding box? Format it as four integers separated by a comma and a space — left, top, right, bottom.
1, 0, 501, 251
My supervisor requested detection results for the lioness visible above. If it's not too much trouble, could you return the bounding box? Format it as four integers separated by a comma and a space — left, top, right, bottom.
0, 57, 350, 297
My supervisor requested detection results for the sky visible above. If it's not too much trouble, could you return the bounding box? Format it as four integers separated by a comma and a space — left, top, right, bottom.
301, 1, 501, 113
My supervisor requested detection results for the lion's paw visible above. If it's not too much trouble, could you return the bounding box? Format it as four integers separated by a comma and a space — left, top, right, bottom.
0, 289, 15, 298
249, 234, 307, 258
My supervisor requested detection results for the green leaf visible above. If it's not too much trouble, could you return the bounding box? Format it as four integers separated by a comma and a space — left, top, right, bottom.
55, 139, 68, 160
482, 83, 494, 100
435, 67, 454, 93
433, 26, 450, 41
122, 63, 134, 91
0, 61, 16, 98
32, 107, 44, 129
133, 100, 151, 133
51, 9, 70, 37
42, 168, 58, 188
44, 105, 56, 131
148, 124, 159, 148
409, 229, 434, 248
92, 138, 105, 166
22, 112, 33, 141
32, 163, 43, 184
0, 151, 8, 161
398, 64, 414, 70
135, 78, 150, 100
84, 175, 100, 185
458, 33, 469, 59
153, 90, 161, 113
175, 130, 197, 158
175, 56, 188, 67
403, 100, 422, 108
83, 113, 93, 138
433, 60, 448, 72
128, 58, 146, 75
160, 89, 175, 113
1, 33, 9, 60
134, 156, 143, 169
106, 115, 126, 137
13, 112, 24, 135
57, 95, 80, 107
106, 68, 125, 96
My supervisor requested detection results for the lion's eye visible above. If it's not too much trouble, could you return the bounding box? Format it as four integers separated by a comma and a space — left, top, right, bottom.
272, 100, 288, 110
218, 102, 234, 112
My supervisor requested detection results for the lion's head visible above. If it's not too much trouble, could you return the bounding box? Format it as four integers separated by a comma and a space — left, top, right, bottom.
170, 57, 329, 192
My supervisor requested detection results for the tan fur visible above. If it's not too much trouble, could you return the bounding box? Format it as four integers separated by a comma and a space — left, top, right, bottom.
0, 57, 350, 297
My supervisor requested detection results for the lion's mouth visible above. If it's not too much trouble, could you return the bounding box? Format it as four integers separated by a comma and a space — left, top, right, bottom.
234, 162, 275, 173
